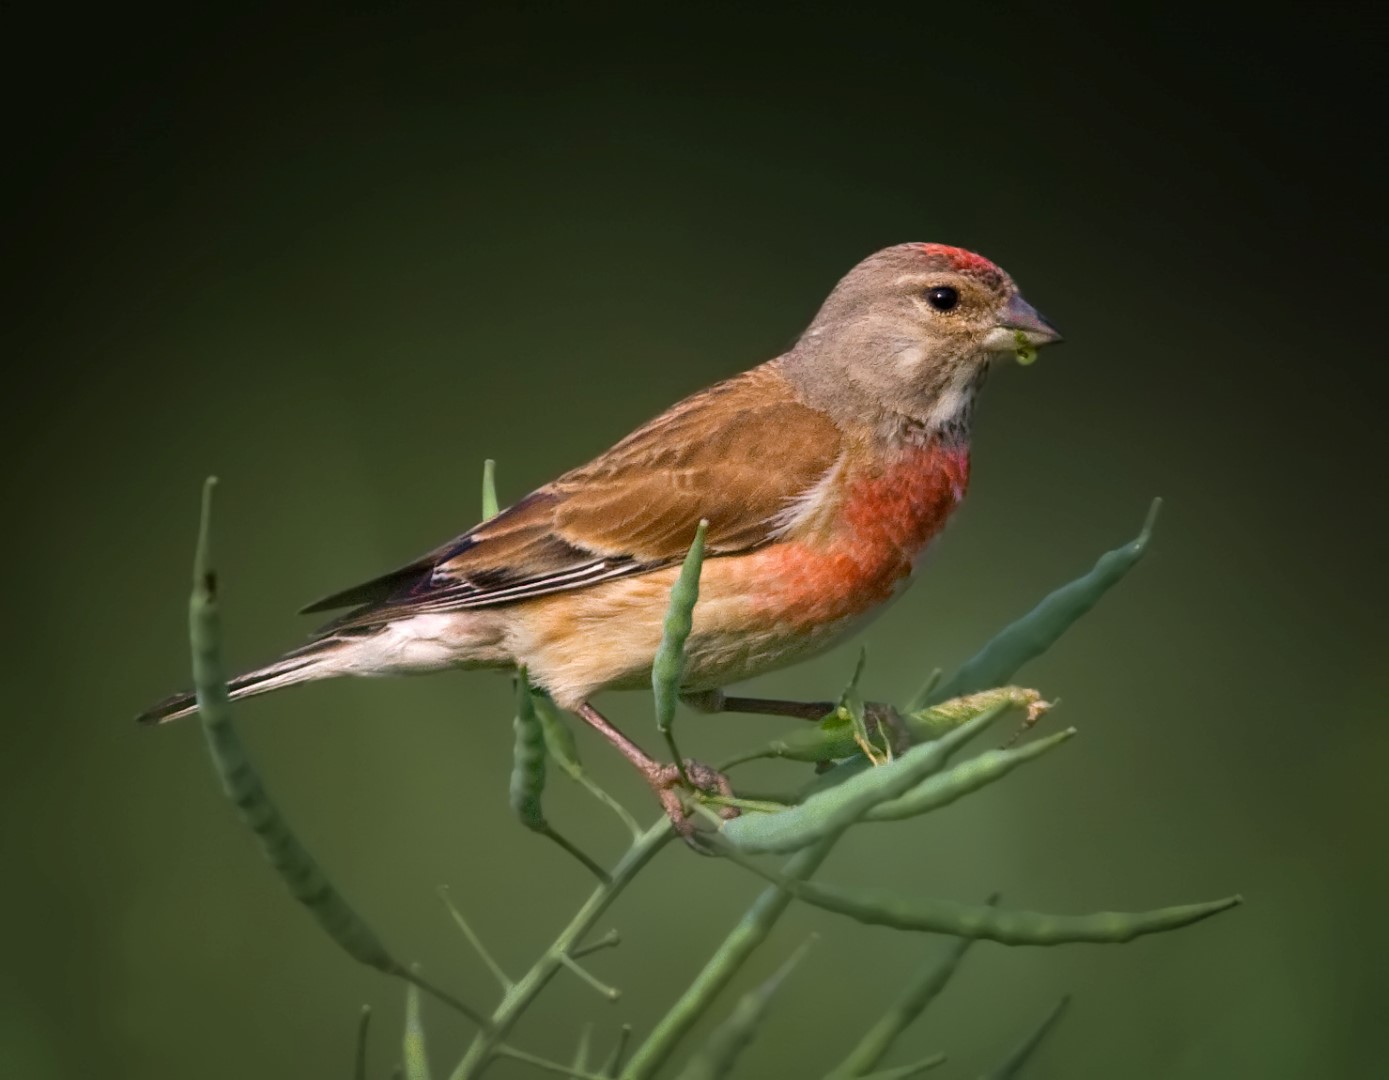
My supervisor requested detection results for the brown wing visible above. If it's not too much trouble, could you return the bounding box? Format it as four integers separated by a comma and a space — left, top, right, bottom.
306, 361, 841, 630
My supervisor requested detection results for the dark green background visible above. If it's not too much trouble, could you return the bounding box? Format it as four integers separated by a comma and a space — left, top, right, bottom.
4, 7, 1382, 1078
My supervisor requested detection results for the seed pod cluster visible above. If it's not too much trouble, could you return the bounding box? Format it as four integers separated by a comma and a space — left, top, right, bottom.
720, 698, 1018, 854
509, 670, 611, 882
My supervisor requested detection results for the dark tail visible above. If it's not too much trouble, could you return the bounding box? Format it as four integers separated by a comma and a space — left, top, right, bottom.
135, 637, 354, 725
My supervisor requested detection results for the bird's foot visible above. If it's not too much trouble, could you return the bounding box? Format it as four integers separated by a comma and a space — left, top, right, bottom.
648, 759, 737, 848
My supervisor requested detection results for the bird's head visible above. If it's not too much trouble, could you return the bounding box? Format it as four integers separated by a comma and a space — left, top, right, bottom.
787, 243, 1062, 437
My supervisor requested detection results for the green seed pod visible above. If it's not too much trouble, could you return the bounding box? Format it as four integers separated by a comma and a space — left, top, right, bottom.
188, 480, 494, 1031
653, 521, 708, 736
532, 691, 644, 842
794, 688, 1044, 802
753, 709, 864, 764
721, 701, 1016, 854
509, 673, 613, 882
776, 878, 1241, 945
927, 500, 1160, 707
827, 896, 999, 1078
510, 671, 548, 831
190, 479, 396, 973
532, 690, 584, 780
673, 936, 813, 1080
865, 728, 1075, 823
751, 687, 1045, 770
906, 687, 1046, 742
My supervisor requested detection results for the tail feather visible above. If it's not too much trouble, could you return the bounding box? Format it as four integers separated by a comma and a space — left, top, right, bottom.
135, 637, 351, 726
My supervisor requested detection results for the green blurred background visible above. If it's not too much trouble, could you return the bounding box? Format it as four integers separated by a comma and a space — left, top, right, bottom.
4, 6, 1382, 1078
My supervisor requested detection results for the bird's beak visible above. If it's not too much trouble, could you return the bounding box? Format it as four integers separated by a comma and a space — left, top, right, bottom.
982, 294, 1063, 352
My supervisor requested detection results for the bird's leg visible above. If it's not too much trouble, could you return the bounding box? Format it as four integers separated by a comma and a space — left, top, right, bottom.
574, 702, 734, 839
681, 689, 835, 722
683, 690, 913, 758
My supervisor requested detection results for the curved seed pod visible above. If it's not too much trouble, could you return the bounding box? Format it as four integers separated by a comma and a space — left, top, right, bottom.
653, 522, 708, 744
864, 728, 1075, 823
510, 675, 611, 883
188, 481, 492, 1030
826, 896, 999, 1078
191, 480, 395, 971
764, 877, 1242, 945
720, 701, 1017, 853
927, 500, 1160, 707
673, 936, 815, 1080
979, 995, 1071, 1079
534, 691, 583, 776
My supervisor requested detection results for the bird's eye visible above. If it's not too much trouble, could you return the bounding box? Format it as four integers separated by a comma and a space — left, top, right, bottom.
925, 285, 959, 312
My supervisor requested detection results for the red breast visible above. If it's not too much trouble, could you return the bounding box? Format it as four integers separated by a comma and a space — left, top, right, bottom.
726, 441, 970, 630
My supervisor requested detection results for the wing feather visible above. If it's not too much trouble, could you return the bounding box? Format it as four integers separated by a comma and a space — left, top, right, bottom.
307, 361, 842, 632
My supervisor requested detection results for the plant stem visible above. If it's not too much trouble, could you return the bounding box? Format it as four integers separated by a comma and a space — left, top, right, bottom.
619, 836, 838, 1079
450, 819, 675, 1079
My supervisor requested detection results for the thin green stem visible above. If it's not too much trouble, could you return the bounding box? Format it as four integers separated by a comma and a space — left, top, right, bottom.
354, 1005, 371, 1080
674, 934, 816, 1080
570, 928, 621, 960
853, 1053, 948, 1079
437, 886, 513, 993
492, 1045, 612, 1080
599, 1025, 633, 1078
979, 995, 1071, 1079
403, 971, 431, 1080
826, 897, 998, 1078
450, 819, 674, 1079
619, 835, 839, 1079
534, 692, 644, 843
557, 952, 622, 1001
572, 1024, 594, 1073
695, 793, 792, 815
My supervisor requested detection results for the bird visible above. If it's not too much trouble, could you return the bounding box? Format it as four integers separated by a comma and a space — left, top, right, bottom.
138, 242, 1062, 828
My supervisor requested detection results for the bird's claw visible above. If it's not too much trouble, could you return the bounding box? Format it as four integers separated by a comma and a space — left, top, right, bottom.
650, 759, 736, 848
